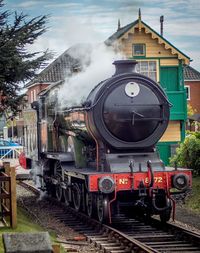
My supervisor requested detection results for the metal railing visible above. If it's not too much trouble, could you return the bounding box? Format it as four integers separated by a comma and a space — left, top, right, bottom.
0, 146, 23, 160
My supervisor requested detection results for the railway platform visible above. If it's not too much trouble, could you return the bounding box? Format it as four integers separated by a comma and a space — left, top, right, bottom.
1, 159, 30, 180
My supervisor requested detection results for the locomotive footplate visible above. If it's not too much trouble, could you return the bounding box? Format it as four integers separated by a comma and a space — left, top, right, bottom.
45, 152, 74, 162
60, 162, 192, 194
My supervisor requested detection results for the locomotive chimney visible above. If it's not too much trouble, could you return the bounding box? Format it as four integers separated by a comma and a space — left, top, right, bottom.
160, 15, 164, 36
113, 60, 138, 75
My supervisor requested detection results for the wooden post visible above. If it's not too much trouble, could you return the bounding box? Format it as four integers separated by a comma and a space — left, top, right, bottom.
52, 244, 61, 253
2, 162, 17, 228
3, 162, 10, 174
10, 166, 17, 229
3, 162, 10, 212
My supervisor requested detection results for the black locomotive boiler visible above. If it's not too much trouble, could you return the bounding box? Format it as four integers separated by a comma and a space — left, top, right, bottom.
21, 60, 192, 223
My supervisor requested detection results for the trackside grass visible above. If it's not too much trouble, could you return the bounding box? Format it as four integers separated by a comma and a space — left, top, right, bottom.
185, 176, 200, 214
0, 207, 62, 253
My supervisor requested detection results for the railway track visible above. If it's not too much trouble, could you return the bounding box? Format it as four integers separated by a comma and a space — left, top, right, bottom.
18, 180, 40, 196
18, 181, 200, 253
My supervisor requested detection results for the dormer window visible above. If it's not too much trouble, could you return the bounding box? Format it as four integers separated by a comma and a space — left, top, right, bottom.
132, 44, 145, 57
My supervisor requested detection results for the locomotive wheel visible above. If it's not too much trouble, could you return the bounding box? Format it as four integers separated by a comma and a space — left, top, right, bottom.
72, 183, 82, 212
55, 183, 63, 202
54, 161, 63, 201
63, 185, 70, 206
143, 210, 151, 224
86, 192, 94, 217
45, 182, 53, 197
39, 159, 49, 190
160, 210, 171, 223
160, 201, 172, 223
97, 194, 109, 223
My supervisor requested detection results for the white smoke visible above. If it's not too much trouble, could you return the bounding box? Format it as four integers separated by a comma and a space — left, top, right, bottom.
58, 43, 124, 108
31, 162, 42, 187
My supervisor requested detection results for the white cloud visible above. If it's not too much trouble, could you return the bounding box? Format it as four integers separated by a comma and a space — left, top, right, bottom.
44, 2, 82, 8
13, 0, 47, 8
13, 0, 199, 71
26, 16, 109, 60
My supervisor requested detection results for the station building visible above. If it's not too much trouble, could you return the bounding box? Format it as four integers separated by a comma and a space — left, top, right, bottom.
105, 13, 191, 164
22, 13, 195, 165
184, 65, 200, 131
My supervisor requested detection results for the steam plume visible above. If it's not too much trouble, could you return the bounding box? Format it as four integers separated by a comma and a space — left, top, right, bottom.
58, 43, 124, 108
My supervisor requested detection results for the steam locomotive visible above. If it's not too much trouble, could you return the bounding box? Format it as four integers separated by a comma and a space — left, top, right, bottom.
20, 60, 192, 223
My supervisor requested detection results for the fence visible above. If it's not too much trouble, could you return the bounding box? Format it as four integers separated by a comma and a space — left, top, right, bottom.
0, 162, 17, 228
0, 146, 23, 160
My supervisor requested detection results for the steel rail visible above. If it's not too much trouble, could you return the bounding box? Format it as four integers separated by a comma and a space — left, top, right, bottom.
18, 181, 40, 196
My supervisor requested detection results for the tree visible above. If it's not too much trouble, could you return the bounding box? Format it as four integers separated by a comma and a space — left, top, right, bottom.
170, 132, 200, 175
0, 0, 52, 116
187, 104, 196, 117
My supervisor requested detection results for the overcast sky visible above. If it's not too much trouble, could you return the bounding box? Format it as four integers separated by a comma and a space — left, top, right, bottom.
5, 0, 200, 71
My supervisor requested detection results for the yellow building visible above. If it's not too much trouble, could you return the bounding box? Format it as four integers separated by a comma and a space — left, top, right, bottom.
105, 12, 190, 164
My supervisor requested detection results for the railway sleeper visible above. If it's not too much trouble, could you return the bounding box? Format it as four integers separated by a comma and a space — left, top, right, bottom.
62, 221, 82, 225
171, 252, 200, 253
94, 239, 111, 246
132, 234, 174, 240
146, 240, 191, 246
152, 244, 198, 249
87, 236, 109, 242
100, 242, 122, 248
74, 227, 96, 233
128, 229, 161, 234
109, 251, 130, 253
103, 245, 126, 252
67, 223, 89, 228
155, 247, 200, 252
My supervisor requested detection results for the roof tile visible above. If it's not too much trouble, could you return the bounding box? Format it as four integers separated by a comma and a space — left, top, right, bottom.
184, 65, 200, 81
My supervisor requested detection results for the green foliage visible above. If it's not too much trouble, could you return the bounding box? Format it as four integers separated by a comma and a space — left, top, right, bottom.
0, 0, 52, 116
170, 132, 200, 175
185, 176, 200, 214
187, 104, 196, 117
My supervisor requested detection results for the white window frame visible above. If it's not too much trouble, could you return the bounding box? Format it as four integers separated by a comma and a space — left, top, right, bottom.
33, 89, 37, 101
185, 85, 190, 100
30, 90, 33, 103
135, 60, 159, 82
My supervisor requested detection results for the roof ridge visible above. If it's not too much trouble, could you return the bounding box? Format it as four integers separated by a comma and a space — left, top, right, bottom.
186, 65, 200, 75
105, 18, 190, 61
25, 44, 88, 87
105, 20, 138, 45
141, 20, 190, 60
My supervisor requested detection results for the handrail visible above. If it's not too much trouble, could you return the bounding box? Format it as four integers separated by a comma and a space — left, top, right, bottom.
0, 146, 23, 160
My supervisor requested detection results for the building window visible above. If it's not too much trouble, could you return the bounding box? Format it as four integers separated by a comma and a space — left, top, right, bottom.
136, 61, 157, 81
30, 91, 33, 103
33, 89, 37, 101
185, 85, 190, 100
30, 89, 37, 103
132, 44, 145, 57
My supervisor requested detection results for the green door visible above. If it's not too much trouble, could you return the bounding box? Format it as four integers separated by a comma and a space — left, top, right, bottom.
160, 67, 179, 91
156, 142, 171, 165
